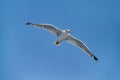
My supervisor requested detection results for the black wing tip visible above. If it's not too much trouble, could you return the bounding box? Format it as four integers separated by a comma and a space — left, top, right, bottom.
93, 56, 98, 61
26, 22, 33, 25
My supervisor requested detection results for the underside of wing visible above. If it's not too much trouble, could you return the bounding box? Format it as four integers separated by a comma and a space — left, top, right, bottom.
26, 22, 62, 36
67, 35, 98, 61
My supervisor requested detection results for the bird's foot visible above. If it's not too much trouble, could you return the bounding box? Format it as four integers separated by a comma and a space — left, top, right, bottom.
55, 41, 60, 46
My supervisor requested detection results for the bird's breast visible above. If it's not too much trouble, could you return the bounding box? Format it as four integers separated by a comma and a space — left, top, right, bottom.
57, 32, 68, 41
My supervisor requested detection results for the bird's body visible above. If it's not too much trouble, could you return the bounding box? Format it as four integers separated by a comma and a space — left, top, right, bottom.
55, 30, 69, 45
26, 22, 98, 61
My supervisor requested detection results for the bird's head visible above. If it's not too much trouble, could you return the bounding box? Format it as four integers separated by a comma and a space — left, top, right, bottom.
65, 29, 70, 33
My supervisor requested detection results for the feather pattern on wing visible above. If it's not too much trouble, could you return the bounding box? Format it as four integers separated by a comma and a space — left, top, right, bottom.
67, 35, 98, 61
26, 22, 62, 36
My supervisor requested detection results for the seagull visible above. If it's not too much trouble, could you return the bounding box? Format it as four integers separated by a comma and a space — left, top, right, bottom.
26, 22, 98, 61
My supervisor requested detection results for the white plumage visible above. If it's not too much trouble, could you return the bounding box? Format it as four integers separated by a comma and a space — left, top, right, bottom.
26, 22, 98, 61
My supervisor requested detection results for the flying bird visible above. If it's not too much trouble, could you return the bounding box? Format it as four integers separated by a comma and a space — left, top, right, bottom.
26, 22, 98, 61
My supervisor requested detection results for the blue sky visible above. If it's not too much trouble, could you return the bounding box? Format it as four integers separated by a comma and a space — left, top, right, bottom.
1, 0, 120, 80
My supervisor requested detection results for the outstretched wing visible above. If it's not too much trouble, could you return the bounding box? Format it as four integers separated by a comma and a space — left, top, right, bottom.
67, 35, 98, 61
26, 22, 62, 36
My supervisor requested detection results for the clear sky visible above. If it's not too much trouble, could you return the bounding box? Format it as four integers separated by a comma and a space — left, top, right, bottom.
1, 0, 120, 80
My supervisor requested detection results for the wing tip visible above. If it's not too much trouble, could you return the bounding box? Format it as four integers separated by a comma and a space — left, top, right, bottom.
93, 56, 98, 61
26, 22, 33, 25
